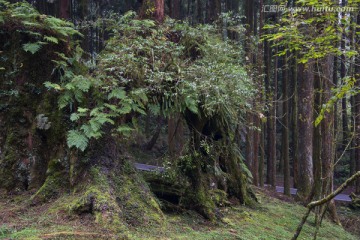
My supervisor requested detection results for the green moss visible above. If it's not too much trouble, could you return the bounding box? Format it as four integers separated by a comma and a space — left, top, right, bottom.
63, 165, 164, 233
112, 171, 165, 227
210, 189, 229, 206
0, 128, 24, 190
69, 167, 118, 213
30, 171, 66, 203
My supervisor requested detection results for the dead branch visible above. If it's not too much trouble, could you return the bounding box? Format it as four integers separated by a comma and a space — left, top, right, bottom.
292, 171, 360, 240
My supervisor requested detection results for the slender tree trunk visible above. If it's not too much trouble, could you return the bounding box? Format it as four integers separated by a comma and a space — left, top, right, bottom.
171, 0, 181, 19
59, 0, 70, 19
257, 0, 265, 188
245, 113, 254, 174
251, 0, 264, 187
278, 55, 284, 174
313, 66, 322, 203
355, 8, 360, 194
264, 39, 272, 186
154, 0, 165, 22
208, 0, 221, 22
349, 12, 357, 180
253, 117, 260, 186
292, 56, 299, 188
244, 0, 257, 185
140, 0, 165, 22
259, 123, 265, 187
341, 0, 349, 153
320, 55, 340, 224
267, 47, 277, 188
297, 60, 314, 202
197, 0, 203, 23
282, 53, 290, 196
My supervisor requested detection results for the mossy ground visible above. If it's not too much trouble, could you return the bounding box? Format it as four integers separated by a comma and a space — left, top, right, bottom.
0, 188, 357, 240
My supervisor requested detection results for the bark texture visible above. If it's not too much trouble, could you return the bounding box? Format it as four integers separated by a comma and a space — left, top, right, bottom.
297, 61, 314, 202
355, 8, 360, 194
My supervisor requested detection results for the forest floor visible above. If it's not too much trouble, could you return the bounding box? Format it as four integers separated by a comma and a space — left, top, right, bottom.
0, 187, 359, 240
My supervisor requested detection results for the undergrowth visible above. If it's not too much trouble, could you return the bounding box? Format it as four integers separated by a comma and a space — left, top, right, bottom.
0, 189, 356, 240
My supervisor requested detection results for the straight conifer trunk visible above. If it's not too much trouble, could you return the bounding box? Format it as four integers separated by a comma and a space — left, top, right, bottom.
355, 8, 360, 194
297, 61, 314, 201
282, 54, 290, 196
320, 55, 340, 224
291, 56, 299, 189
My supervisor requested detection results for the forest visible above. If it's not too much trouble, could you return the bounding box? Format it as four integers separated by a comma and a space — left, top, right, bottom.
0, 0, 359, 239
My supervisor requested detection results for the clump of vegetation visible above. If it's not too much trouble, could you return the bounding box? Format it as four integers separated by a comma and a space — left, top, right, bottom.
0, 0, 256, 220
41, 11, 257, 219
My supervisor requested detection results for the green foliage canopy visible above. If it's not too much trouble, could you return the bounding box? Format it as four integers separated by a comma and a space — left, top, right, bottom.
8, 9, 255, 151
263, 0, 360, 126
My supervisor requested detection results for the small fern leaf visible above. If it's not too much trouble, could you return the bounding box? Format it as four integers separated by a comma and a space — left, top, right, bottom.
117, 125, 134, 137
108, 87, 126, 100
67, 130, 88, 151
70, 113, 80, 122
44, 36, 59, 44
23, 42, 42, 54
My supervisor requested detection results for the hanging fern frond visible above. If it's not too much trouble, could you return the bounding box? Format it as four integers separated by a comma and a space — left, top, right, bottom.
22, 42, 42, 54
43, 36, 59, 44
67, 130, 89, 151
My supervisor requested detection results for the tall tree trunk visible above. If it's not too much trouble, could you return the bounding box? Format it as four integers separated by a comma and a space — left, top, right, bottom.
140, 0, 165, 22
154, 0, 165, 22
341, 0, 349, 153
59, 0, 70, 19
208, 0, 221, 22
244, 0, 256, 184
264, 39, 272, 186
291, 56, 299, 188
349, 12, 357, 180
333, 44, 339, 166
355, 9, 360, 194
282, 53, 290, 196
313, 68, 322, 203
267, 47, 277, 188
297, 60, 314, 202
278, 55, 284, 174
319, 56, 340, 224
171, 0, 181, 19
257, 0, 265, 188
259, 123, 265, 187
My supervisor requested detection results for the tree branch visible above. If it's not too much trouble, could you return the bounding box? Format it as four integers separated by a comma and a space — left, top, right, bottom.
292, 171, 360, 240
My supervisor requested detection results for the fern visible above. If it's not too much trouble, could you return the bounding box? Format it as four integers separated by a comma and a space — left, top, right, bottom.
43, 36, 59, 44
71, 75, 91, 92
80, 124, 102, 139
22, 42, 42, 54
117, 125, 134, 137
70, 113, 81, 122
58, 91, 73, 109
21, 21, 41, 27
67, 130, 88, 151
108, 87, 126, 100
